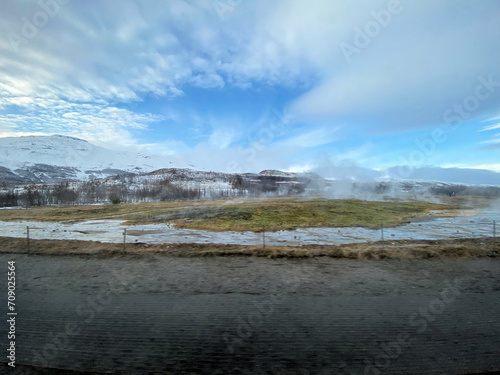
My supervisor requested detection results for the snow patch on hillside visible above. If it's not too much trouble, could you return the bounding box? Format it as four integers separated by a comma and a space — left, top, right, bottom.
0, 135, 196, 183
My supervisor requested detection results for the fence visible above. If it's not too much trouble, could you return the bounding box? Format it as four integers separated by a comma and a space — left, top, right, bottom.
19, 219, 498, 252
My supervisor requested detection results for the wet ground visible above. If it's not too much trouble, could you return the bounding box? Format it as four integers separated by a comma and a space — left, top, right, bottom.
0, 210, 497, 246
0, 253, 499, 374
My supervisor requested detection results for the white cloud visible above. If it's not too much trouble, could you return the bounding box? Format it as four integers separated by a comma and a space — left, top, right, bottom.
0, 99, 164, 150
0, 0, 327, 160
279, 126, 340, 148
480, 123, 500, 132
465, 164, 500, 173
1, 0, 499, 179
284, 163, 317, 173
289, 1, 500, 132
0, 0, 322, 109
180, 144, 301, 174
0, 131, 48, 138
208, 127, 238, 149
482, 115, 500, 123
3, 0, 500, 114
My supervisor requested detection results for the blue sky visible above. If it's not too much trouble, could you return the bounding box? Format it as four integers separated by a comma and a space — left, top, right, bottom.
0, 0, 499, 183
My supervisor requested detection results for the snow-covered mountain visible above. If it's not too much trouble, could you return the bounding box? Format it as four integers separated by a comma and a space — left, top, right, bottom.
1, 135, 499, 205
0, 135, 196, 184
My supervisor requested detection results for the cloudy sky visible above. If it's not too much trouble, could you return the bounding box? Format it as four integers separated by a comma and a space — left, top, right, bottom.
1, 0, 499, 183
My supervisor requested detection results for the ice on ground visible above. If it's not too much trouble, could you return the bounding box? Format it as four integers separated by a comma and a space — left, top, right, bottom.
0, 210, 498, 246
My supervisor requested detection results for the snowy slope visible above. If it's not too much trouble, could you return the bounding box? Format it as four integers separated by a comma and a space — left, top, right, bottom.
0, 135, 195, 184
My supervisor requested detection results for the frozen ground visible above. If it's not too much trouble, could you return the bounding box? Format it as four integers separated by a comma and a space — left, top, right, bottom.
0, 210, 497, 246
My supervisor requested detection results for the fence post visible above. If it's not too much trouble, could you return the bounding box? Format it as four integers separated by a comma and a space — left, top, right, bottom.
381, 223, 385, 250
26, 226, 30, 253
494, 220, 496, 251
262, 231, 266, 250
123, 228, 127, 252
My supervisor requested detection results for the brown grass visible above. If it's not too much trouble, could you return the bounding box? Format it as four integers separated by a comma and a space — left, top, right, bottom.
0, 199, 229, 222
1, 237, 497, 260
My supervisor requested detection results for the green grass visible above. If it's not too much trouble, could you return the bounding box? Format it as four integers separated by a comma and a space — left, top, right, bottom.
0, 197, 451, 231
123, 198, 451, 231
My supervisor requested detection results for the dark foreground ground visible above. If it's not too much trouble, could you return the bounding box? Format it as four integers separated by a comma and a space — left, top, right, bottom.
0, 253, 499, 374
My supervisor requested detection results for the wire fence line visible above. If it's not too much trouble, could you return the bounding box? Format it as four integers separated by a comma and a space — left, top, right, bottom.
18, 219, 498, 252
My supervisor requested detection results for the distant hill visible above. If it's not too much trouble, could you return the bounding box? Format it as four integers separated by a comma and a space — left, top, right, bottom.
0, 135, 195, 184
1, 135, 499, 207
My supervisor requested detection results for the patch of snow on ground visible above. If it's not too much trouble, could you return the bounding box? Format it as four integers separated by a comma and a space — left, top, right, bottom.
0, 210, 498, 246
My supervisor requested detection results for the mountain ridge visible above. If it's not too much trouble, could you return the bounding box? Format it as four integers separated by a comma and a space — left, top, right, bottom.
0, 135, 195, 184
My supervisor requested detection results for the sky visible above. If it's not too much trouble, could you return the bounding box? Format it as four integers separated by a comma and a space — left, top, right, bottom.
0, 0, 499, 184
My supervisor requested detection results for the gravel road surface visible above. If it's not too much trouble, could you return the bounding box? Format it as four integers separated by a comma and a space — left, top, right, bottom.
0, 254, 499, 374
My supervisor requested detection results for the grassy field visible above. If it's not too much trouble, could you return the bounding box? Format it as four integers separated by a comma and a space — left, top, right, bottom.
0, 197, 452, 231
0, 236, 496, 259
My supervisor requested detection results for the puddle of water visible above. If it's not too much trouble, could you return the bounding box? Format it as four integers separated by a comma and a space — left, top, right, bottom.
0, 210, 498, 246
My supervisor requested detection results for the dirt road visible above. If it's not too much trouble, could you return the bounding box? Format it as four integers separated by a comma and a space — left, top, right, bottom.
1, 254, 499, 374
